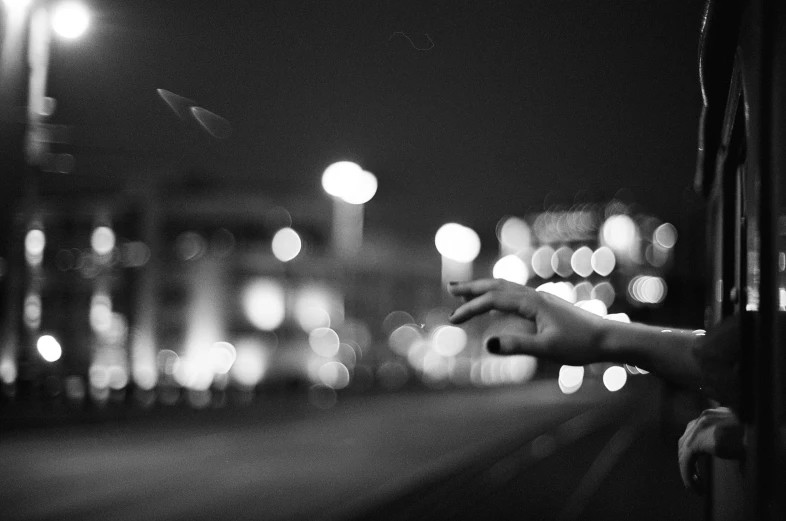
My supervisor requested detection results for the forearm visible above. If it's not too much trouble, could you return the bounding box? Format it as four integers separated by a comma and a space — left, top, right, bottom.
599, 321, 704, 393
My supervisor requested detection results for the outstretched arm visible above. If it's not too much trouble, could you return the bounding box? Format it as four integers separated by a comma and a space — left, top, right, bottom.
447, 279, 714, 397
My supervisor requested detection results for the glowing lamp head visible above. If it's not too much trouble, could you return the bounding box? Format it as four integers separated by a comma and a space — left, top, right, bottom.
37, 335, 62, 362
322, 162, 377, 204
271, 227, 301, 262
51, 1, 90, 39
492, 255, 529, 284
435, 223, 481, 263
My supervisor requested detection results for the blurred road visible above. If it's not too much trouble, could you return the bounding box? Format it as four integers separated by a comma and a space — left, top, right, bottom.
0, 380, 702, 521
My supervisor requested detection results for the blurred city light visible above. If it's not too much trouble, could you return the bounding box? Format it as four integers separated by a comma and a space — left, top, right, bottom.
570, 246, 593, 277
591, 281, 616, 308
603, 313, 631, 323
601, 214, 637, 255
36, 335, 62, 362
322, 161, 378, 205
536, 281, 576, 303
0, 358, 17, 384
590, 246, 616, 276
309, 327, 340, 358
295, 285, 342, 332
603, 365, 627, 391
434, 223, 481, 263
388, 324, 423, 356
558, 365, 584, 394
492, 254, 529, 284
209, 341, 237, 374
550, 246, 573, 277
432, 325, 467, 357
23, 293, 42, 329
653, 223, 678, 249
342, 170, 378, 205
628, 275, 667, 304
175, 231, 207, 261
25, 228, 45, 264
230, 338, 269, 388
318, 361, 350, 389
242, 278, 286, 330
91, 226, 115, 255
531, 246, 555, 279
574, 299, 607, 317
271, 227, 302, 262
50, 1, 90, 39
497, 216, 531, 253
322, 161, 362, 198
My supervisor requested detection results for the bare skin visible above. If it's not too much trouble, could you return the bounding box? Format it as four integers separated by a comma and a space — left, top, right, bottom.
678, 407, 744, 493
447, 278, 706, 394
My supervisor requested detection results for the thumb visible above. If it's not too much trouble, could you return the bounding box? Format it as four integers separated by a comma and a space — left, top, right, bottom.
485, 334, 543, 356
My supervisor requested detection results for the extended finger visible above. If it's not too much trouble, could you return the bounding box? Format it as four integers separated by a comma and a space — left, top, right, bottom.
448, 279, 512, 298
485, 333, 544, 356
449, 291, 522, 324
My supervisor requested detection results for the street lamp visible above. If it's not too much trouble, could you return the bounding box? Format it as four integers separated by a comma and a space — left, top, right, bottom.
435, 223, 481, 286
321, 161, 378, 259
50, 1, 89, 39
26, 0, 90, 166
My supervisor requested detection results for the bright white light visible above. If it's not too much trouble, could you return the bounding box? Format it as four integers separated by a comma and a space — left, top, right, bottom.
295, 285, 340, 332
570, 246, 593, 277
25, 229, 45, 257
574, 299, 607, 317
51, 1, 90, 39
536, 281, 576, 303
321, 162, 377, 204
107, 365, 128, 390
342, 170, 378, 205
388, 324, 423, 356
558, 365, 584, 394
531, 246, 555, 279
309, 327, 340, 357
654, 223, 678, 249
435, 223, 481, 263
271, 227, 301, 262
91, 226, 115, 255
603, 365, 627, 391
37, 335, 62, 362
602, 215, 637, 254
498, 217, 531, 252
432, 325, 468, 357
591, 246, 616, 276
242, 279, 286, 330
318, 361, 350, 389
230, 338, 269, 388
209, 341, 237, 374
0, 358, 17, 384
551, 246, 574, 278
493, 255, 529, 284
604, 313, 631, 323
322, 161, 362, 198
628, 275, 667, 304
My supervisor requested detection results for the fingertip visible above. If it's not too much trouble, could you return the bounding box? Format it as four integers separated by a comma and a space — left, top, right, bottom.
486, 337, 501, 354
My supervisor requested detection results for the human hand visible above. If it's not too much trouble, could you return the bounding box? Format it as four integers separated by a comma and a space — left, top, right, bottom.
678, 407, 744, 494
447, 279, 607, 365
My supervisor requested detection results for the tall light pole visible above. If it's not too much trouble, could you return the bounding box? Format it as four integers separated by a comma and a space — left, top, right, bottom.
321, 161, 378, 259
0, 0, 89, 391
435, 223, 481, 287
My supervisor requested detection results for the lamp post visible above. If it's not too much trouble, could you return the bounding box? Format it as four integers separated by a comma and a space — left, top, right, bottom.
434, 223, 481, 287
321, 161, 378, 259
0, 0, 89, 392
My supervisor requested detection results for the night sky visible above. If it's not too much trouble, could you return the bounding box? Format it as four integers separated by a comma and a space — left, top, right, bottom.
45, 0, 707, 247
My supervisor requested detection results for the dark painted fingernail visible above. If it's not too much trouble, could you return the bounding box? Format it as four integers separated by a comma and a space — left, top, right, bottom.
448, 281, 458, 286
486, 337, 501, 354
